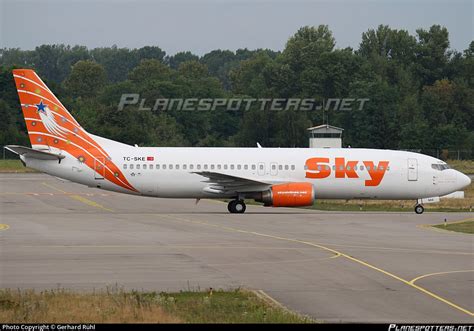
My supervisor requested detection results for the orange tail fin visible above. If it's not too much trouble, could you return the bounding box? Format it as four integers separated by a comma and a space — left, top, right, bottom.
12, 69, 137, 192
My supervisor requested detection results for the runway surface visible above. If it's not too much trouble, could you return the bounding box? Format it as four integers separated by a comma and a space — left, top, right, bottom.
0, 173, 473, 323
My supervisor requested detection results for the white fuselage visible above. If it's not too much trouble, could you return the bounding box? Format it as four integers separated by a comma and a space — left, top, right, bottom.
24, 136, 470, 201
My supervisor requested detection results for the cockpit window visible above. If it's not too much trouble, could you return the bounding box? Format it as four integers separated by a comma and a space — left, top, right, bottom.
431, 164, 450, 171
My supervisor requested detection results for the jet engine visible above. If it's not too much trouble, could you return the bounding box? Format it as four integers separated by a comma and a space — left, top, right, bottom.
256, 182, 315, 207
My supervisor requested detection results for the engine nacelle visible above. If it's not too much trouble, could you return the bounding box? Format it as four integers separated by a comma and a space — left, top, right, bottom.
257, 182, 315, 207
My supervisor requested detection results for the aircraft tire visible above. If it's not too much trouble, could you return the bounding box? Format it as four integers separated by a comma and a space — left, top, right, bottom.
228, 200, 246, 213
415, 204, 424, 214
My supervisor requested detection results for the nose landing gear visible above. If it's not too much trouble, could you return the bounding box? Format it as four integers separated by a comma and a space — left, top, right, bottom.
228, 200, 246, 214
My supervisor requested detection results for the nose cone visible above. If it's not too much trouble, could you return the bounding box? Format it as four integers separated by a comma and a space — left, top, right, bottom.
457, 172, 472, 190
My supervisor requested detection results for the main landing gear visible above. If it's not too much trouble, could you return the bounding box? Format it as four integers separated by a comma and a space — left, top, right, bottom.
414, 204, 424, 214
228, 199, 246, 214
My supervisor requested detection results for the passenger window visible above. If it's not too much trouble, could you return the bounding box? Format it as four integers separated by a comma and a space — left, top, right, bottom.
252, 164, 256, 170
190, 164, 194, 170
359, 165, 364, 171
304, 165, 308, 170
278, 165, 283, 170
244, 165, 248, 170
183, 164, 187, 170
130, 164, 134, 170
149, 164, 153, 170
224, 165, 228, 170
143, 164, 147, 170
156, 164, 160, 170
230, 165, 235, 170
217, 164, 221, 170
317, 165, 322, 170
379, 166, 384, 170
176, 164, 179, 170
197, 165, 201, 170
123, 164, 127, 169
169, 164, 173, 170
284, 165, 289, 170
291, 165, 295, 170
272, 164, 276, 170
332, 165, 336, 170
163, 164, 166, 170
259, 164, 264, 170
237, 165, 241, 170
204, 164, 208, 170
366, 166, 371, 171
136, 164, 140, 170
211, 164, 215, 170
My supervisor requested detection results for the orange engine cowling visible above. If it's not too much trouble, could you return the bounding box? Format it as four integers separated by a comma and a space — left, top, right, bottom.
258, 182, 315, 207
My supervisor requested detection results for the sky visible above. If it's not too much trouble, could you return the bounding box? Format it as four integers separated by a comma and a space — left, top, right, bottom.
0, 0, 472, 56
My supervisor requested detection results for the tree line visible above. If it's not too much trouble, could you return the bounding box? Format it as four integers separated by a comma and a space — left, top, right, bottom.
0, 24, 472, 156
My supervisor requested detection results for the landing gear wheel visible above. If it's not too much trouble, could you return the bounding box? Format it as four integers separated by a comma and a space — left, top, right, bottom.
227, 200, 236, 213
415, 204, 424, 214
234, 200, 246, 214
227, 200, 246, 214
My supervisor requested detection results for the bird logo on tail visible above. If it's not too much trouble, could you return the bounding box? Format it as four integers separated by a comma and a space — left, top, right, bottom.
35, 100, 68, 138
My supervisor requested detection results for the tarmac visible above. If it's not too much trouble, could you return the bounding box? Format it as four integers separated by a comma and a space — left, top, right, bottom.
0, 173, 472, 322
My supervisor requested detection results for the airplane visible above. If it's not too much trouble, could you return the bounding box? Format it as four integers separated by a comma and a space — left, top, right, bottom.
5, 69, 471, 214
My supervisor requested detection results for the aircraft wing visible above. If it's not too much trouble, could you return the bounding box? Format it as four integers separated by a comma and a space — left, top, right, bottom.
192, 171, 280, 194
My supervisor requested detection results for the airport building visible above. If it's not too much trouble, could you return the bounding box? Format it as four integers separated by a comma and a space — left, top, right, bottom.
307, 124, 344, 148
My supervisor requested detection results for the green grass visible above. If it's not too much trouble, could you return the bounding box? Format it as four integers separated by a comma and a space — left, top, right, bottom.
433, 220, 474, 234
0, 288, 312, 323
160, 289, 312, 323
0, 159, 37, 173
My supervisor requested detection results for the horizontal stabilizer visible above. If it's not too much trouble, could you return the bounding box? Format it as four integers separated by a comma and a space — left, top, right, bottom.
5, 145, 65, 160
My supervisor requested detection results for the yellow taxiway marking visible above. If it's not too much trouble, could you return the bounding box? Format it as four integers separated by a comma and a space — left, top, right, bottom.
69, 194, 114, 212
0, 224, 10, 231
41, 182, 113, 212
410, 270, 474, 285
41, 182, 68, 193
158, 214, 473, 317
317, 242, 473, 256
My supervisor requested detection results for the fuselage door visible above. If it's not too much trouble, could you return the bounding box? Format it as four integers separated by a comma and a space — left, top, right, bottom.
270, 162, 278, 176
407, 158, 418, 181
94, 157, 105, 180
